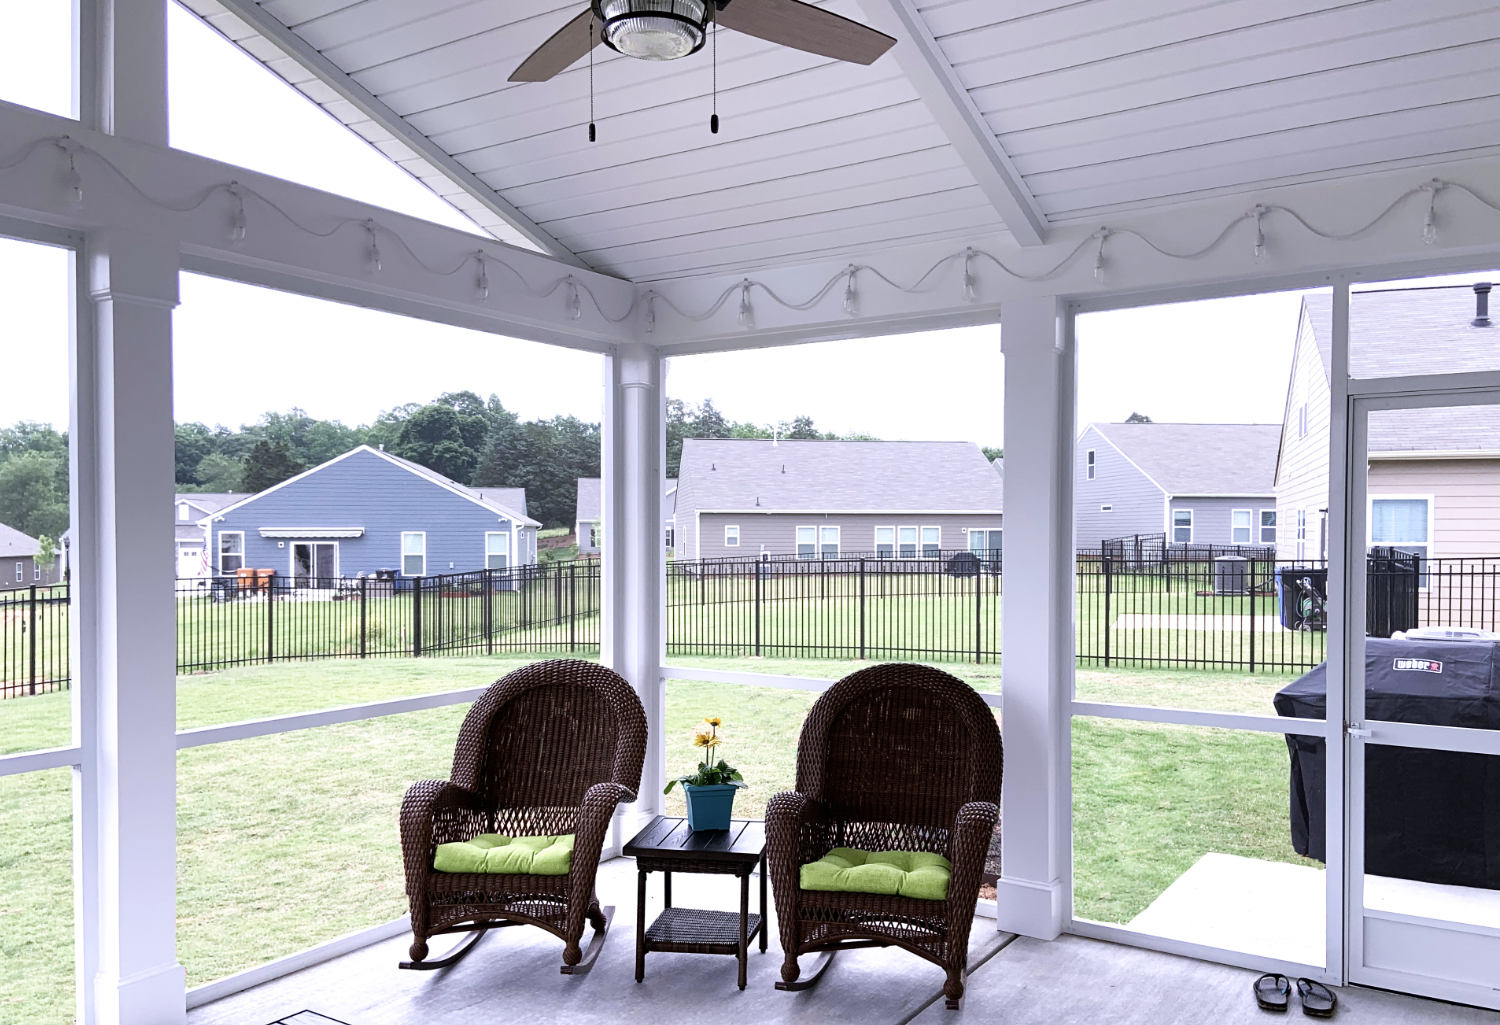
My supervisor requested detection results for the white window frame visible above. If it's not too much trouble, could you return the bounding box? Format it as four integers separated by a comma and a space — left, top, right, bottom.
968, 528, 1003, 557
898, 525, 918, 558
1367, 494, 1434, 560
875, 525, 894, 558
401, 531, 427, 577
1171, 509, 1193, 544
819, 525, 840, 559
34, 563, 41, 581
1086, 449, 1096, 480
665, 526, 674, 549
14, 561, 21, 583
723, 524, 740, 548
1297, 402, 1309, 439
178, 502, 190, 521
796, 525, 816, 559
921, 525, 940, 557
1259, 509, 1277, 545
218, 530, 245, 574
485, 531, 510, 571
589, 523, 599, 549
290, 541, 340, 584
1230, 508, 1252, 545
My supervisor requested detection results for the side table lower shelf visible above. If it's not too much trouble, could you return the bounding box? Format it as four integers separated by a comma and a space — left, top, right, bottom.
639, 908, 764, 989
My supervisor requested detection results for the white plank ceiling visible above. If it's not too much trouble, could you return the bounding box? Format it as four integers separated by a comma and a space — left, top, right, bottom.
177, 0, 1500, 281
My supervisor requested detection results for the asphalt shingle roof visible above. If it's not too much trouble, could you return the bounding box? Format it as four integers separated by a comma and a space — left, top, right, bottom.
0, 521, 39, 558
1089, 423, 1280, 495
677, 439, 1004, 511
574, 478, 677, 523
1304, 287, 1500, 451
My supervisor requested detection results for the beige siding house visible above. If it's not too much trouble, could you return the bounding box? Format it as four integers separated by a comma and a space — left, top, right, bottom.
0, 522, 62, 590
1276, 285, 1500, 562
675, 439, 1005, 561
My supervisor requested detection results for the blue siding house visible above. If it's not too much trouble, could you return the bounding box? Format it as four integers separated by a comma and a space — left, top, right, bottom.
202, 446, 540, 583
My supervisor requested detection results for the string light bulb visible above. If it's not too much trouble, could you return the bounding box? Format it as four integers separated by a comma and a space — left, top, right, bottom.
228, 183, 247, 243
962, 247, 977, 302
475, 252, 490, 300
566, 276, 582, 319
738, 279, 754, 330
644, 292, 656, 334
1093, 228, 1110, 284
1422, 179, 1444, 245
1251, 204, 1268, 263
58, 140, 82, 207
364, 220, 382, 273
842, 265, 858, 317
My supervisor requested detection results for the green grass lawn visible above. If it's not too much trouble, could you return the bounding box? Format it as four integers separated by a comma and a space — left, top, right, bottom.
0, 653, 1315, 1020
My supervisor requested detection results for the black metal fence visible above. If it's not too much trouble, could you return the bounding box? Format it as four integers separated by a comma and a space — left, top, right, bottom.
13, 550, 1500, 696
666, 552, 1003, 663
0, 585, 70, 698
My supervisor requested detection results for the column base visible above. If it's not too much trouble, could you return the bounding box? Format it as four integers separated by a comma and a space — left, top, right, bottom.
994, 876, 1065, 940
96, 960, 186, 1025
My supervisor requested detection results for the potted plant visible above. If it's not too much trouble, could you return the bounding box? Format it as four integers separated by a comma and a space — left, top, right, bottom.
664, 717, 746, 831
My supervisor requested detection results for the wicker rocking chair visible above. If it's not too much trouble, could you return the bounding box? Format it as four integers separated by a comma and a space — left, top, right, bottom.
766, 663, 1002, 1009
399, 659, 647, 974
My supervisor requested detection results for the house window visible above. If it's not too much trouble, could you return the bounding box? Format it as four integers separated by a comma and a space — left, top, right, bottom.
1371, 497, 1431, 561
178, 502, 190, 521
898, 526, 917, 558
665, 527, 674, 549
797, 526, 816, 559
921, 526, 940, 557
1297, 402, 1309, 439
724, 525, 740, 548
1171, 509, 1192, 544
14, 562, 21, 583
219, 531, 244, 574
1231, 509, 1252, 545
1260, 510, 1277, 544
1100, 504, 1113, 512
1086, 449, 1096, 481
1296, 509, 1307, 560
820, 526, 840, 559
875, 526, 894, 558
34, 564, 41, 581
968, 529, 1002, 559
589, 523, 599, 549
401, 531, 426, 576
485, 531, 509, 571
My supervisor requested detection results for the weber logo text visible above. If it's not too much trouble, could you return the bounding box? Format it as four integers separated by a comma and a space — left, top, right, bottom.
1393, 658, 1443, 673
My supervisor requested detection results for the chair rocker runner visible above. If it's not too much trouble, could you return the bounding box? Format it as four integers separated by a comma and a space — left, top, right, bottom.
399, 659, 647, 974
766, 663, 1002, 1009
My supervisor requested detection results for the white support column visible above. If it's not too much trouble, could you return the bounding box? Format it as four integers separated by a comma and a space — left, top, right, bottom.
996, 295, 1073, 940
78, 0, 169, 144
76, 229, 183, 1025
602, 343, 667, 830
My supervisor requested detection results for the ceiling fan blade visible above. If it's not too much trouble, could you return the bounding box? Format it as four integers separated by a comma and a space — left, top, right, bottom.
509, 8, 600, 82
717, 0, 895, 65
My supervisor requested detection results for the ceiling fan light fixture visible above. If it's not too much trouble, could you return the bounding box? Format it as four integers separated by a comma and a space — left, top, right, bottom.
595, 0, 710, 61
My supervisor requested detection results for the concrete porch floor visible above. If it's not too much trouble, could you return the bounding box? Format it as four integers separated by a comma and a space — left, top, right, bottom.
189, 858, 1500, 1025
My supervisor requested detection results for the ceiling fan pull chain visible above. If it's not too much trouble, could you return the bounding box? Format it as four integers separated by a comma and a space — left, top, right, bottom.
588, 10, 597, 142
710, 5, 719, 134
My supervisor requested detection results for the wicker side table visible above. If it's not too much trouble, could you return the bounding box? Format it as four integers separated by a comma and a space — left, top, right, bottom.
623, 816, 767, 990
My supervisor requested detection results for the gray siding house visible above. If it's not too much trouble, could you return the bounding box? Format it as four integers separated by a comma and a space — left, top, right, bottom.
575, 477, 677, 555
203, 446, 539, 582
1076, 422, 1280, 550
675, 439, 1005, 561
175, 492, 241, 578
0, 522, 62, 590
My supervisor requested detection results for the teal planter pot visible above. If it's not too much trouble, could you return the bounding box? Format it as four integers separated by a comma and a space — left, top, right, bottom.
683, 783, 737, 831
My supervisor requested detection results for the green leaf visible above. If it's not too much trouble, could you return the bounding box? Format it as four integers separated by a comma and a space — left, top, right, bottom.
663, 780, 677, 794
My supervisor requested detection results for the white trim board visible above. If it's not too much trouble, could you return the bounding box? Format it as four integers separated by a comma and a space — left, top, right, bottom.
175, 686, 487, 749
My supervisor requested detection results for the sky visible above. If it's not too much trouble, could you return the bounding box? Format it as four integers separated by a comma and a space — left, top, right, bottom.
1, 4, 1497, 450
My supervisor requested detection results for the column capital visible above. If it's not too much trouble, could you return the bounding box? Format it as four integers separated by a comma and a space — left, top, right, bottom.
87, 230, 179, 307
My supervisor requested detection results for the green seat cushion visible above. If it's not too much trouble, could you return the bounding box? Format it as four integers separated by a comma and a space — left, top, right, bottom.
799, 847, 951, 901
432, 834, 575, 875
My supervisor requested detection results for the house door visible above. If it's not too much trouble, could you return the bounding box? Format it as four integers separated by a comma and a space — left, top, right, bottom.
1345, 388, 1500, 1009
292, 542, 338, 587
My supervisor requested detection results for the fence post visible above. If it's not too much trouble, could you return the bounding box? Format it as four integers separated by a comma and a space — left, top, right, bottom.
1249, 559, 1256, 673
28, 584, 37, 695
266, 577, 275, 664
1103, 555, 1112, 669
485, 568, 495, 656
359, 575, 368, 658
974, 565, 982, 664
859, 558, 866, 660
754, 559, 762, 657
569, 561, 577, 652
413, 577, 423, 657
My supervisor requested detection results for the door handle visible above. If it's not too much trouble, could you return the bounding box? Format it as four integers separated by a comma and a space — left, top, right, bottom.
1347, 726, 1373, 738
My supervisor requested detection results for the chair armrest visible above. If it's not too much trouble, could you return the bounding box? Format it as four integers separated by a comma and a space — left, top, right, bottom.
570, 782, 634, 881
399, 779, 483, 895
766, 790, 832, 953
944, 800, 998, 930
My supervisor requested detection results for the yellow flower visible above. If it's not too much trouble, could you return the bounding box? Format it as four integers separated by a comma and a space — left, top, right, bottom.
690, 725, 715, 748
704, 716, 722, 727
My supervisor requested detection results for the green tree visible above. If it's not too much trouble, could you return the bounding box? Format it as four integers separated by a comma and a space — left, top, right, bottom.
0, 451, 68, 538
981, 446, 1003, 462
191, 452, 245, 493
1125, 412, 1153, 423
393, 403, 485, 483
175, 422, 216, 485
473, 403, 528, 489
239, 441, 305, 493
34, 534, 58, 578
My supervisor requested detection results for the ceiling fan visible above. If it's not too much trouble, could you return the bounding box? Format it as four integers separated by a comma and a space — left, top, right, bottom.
509, 1, 897, 87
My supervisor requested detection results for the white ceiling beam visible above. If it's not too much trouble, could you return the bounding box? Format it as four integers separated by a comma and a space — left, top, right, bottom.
859, 0, 1050, 247
204, 0, 592, 271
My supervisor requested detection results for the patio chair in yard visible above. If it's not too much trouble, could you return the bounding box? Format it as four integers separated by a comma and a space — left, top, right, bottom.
398, 658, 647, 974
766, 663, 1002, 1009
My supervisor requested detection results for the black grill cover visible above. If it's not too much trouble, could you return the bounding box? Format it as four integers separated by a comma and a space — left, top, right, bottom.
1274, 638, 1500, 888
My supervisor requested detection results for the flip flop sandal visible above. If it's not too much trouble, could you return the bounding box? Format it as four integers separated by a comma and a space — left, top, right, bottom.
1297, 979, 1338, 1018
1255, 973, 1291, 1012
